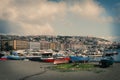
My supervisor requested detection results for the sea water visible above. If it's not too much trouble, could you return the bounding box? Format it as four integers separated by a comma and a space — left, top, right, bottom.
112, 49, 120, 62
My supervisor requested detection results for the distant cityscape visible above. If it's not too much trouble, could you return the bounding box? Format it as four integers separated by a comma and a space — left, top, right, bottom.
0, 35, 120, 55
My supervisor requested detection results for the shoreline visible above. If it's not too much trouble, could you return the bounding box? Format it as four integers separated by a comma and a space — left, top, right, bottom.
0, 60, 120, 80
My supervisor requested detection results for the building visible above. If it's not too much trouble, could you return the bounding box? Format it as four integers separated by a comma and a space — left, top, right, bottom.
29, 42, 40, 50
97, 41, 112, 45
13, 40, 29, 50
1, 40, 29, 50
70, 42, 84, 50
40, 40, 50, 50
50, 42, 61, 50
60, 43, 65, 50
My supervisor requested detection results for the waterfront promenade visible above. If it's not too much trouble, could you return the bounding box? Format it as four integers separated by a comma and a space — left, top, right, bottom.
0, 60, 120, 80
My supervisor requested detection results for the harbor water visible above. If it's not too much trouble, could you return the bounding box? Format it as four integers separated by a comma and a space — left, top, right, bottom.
112, 49, 120, 62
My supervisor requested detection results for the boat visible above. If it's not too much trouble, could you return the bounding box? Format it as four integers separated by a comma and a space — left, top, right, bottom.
26, 56, 41, 61
0, 53, 7, 61
7, 55, 25, 60
6, 51, 25, 60
99, 53, 115, 67
0, 53, 4, 58
69, 55, 89, 63
41, 57, 54, 62
99, 56, 114, 67
40, 52, 54, 62
25, 52, 42, 61
0, 56, 7, 61
40, 52, 70, 63
53, 57, 70, 64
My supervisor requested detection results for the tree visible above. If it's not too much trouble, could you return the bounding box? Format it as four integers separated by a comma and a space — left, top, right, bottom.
4, 42, 13, 51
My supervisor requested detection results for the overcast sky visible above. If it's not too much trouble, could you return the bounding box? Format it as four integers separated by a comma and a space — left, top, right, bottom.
0, 0, 120, 41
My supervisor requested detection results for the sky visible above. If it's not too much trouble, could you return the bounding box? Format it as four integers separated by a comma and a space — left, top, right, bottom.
0, 0, 120, 41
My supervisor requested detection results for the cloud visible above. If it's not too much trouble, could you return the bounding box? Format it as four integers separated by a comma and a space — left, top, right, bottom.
19, 23, 55, 35
0, 0, 66, 35
69, 0, 113, 23
0, 0, 114, 36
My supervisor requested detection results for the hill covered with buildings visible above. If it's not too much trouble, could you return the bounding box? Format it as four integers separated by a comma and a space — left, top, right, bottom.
0, 35, 120, 55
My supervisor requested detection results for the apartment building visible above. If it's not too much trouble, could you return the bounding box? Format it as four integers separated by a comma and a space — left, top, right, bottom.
40, 40, 50, 50
1, 40, 29, 50
29, 42, 40, 50
50, 42, 61, 50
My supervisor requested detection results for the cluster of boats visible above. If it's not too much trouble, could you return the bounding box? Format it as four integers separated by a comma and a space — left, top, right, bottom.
1, 50, 118, 66
0, 51, 90, 64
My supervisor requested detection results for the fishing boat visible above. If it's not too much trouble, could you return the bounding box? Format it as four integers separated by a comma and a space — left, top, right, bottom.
6, 51, 25, 60
99, 52, 116, 67
99, 56, 114, 67
25, 52, 42, 61
0, 53, 7, 61
40, 52, 70, 63
53, 57, 70, 64
41, 57, 54, 62
26, 56, 41, 61
7, 55, 25, 60
40, 52, 54, 62
0, 53, 4, 58
69, 55, 89, 63
0, 56, 7, 61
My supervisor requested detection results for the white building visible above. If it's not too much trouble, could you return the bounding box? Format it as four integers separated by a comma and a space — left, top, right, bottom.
97, 41, 112, 45
29, 42, 40, 50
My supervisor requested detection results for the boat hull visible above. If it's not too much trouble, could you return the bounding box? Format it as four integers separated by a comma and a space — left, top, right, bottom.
26, 56, 41, 61
0, 56, 7, 61
7, 56, 25, 60
99, 57, 114, 67
41, 57, 54, 62
69, 56, 89, 63
54, 57, 70, 64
